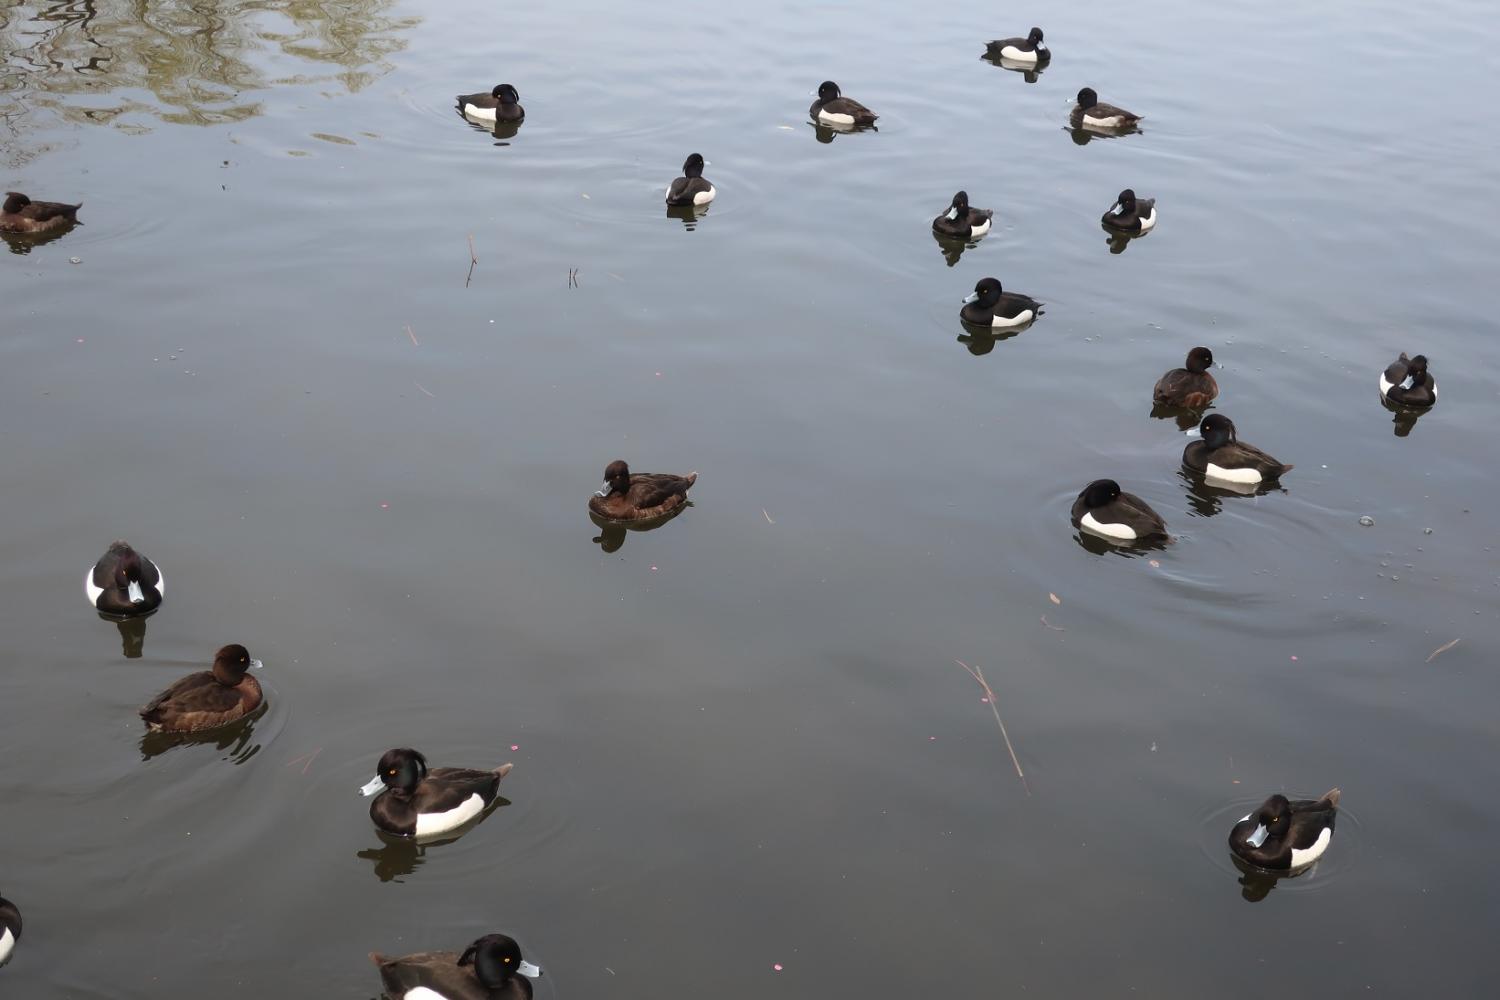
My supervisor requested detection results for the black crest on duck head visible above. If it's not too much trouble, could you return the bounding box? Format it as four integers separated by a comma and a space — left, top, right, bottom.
1199, 413, 1236, 447
377, 747, 429, 790
495, 83, 519, 103
459, 934, 525, 988
1076, 87, 1097, 108
1029, 27, 1044, 43
683, 153, 705, 176
1080, 479, 1121, 507
3, 192, 30, 212
1187, 346, 1214, 371
818, 81, 841, 101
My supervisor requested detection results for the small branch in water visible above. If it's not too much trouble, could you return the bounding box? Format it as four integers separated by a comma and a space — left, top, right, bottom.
568, 267, 579, 288
955, 659, 1029, 795
415, 382, 435, 398
1040, 615, 1064, 631
1426, 638, 1461, 663
285, 747, 323, 775
465, 234, 478, 287
762, 508, 774, 524
405, 324, 419, 347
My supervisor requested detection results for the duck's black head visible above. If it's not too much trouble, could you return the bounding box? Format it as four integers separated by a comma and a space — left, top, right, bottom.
1079, 478, 1121, 509
494, 83, 519, 104
3, 192, 29, 213
951, 190, 970, 211
965, 276, 1003, 308
1028, 27, 1045, 44
600, 459, 631, 496
1116, 188, 1137, 212
817, 80, 841, 102
1186, 346, 1214, 373
373, 747, 429, 795
1076, 87, 1098, 109
460, 934, 544, 987
1242, 794, 1293, 847
1407, 354, 1429, 378
210, 643, 258, 684
1200, 413, 1237, 448
682, 153, 705, 178
108, 540, 146, 586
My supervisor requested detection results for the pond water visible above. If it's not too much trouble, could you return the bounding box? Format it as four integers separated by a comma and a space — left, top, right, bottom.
2, 0, 1497, 995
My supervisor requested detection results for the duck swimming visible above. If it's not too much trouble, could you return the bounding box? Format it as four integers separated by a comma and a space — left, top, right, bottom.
85, 540, 163, 617
985, 27, 1049, 65
0, 892, 19, 966
139, 644, 263, 733
1, 192, 81, 234
360, 748, 514, 839
666, 153, 715, 207
1072, 87, 1141, 130
1182, 414, 1293, 486
1229, 789, 1340, 871
932, 191, 993, 241
1101, 188, 1156, 233
809, 81, 878, 127
589, 460, 697, 522
1153, 347, 1218, 410
1379, 352, 1436, 408
1070, 479, 1168, 544
456, 84, 524, 123
372, 933, 543, 999
960, 276, 1042, 329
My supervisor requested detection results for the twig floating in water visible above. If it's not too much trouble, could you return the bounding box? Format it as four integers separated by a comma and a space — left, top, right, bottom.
1040, 616, 1064, 631
955, 659, 1029, 795
415, 382, 435, 398
1426, 638, 1461, 663
762, 508, 774, 524
405, 324, 419, 347
568, 268, 579, 288
285, 747, 323, 775
465, 234, 478, 287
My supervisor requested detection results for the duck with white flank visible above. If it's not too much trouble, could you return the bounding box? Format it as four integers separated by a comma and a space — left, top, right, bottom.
932, 191, 993, 241
456, 84, 524, 123
1101, 188, 1156, 233
1072, 87, 1141, 130
1379, 352, 1436, 408
809, 81, 877, 128
372, 933, 543, 999
986, 27, 1049, 64
1070, 479, 1168, 545
1229, 789, 1341, 871
85, 540, 163, 617
1182, 414, 1293, 486
360, 748, 513, 839
666, 153, 715, 207
960, 276, 1042, 329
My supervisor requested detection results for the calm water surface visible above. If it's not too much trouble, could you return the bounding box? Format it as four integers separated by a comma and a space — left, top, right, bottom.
2, 0, 1498, 995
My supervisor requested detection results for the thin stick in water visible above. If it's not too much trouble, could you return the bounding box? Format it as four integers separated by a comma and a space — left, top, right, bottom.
955, 659, 1029, 795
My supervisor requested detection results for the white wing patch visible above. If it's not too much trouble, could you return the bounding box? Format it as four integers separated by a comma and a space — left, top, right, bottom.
1290, 826, 1332, 868
1206, 462, 1262, 485
1080, 511, 1137, 541
414, 792, 487, 837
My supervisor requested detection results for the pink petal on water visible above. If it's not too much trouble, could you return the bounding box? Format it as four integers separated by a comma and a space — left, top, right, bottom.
510, 745, 520, 751
772, 963, 784, 972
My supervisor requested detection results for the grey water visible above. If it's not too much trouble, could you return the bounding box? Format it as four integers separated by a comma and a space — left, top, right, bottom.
1, 0, 1498, 995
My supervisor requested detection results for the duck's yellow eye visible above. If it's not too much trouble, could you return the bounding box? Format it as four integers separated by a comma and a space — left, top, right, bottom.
503, 958, 512, 964
388, 768, 397, 775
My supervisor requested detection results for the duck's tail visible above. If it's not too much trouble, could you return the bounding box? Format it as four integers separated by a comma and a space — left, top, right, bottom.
684, 471, 698, 488
494, 762, 514, 778
369, 952, 388, 967
1276, 463, 1295, 477
1322, 787, 1342, 807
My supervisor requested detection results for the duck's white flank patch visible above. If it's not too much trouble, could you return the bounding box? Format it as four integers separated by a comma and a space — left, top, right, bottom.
1290, 826, 1332, 868
463, 103, 497, 122
84, 567, 102, 604
1083, 112, 1126, 128
154, 564, 164, 596
818, 109, 856, 125
693, 185, 716, 205
969, 217, 991, 237
1206, 462, 1262, 485
992, 308, 1034, 329
415, 792, 487, 837
998, 44, 1037, 63
1080, 511, 1137, 541
403, 989, 449, 1000
1378, 373, 1395, 395
1138, 208, 1156, 232
0, 927, 14, 963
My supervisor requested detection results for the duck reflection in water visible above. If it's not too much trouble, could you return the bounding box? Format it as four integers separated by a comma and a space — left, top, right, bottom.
982, 52, 1046, 84
113, 615, 148, 658
356, 802, 509, 883
590, 506, 687, 553
138, 701, 266, 762
1380, 397, 1427, 438
1179, 467, 1288, 518
665, 202, 710, 230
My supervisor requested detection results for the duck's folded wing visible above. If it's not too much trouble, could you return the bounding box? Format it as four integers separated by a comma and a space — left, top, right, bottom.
629, 473, 695, 507
667, 176, 690, 203
825, 97, 876, 121
1091, 102, 1139, 122
418, 768, 501, 809
139, 673, 231, 719
1383, 358, 1411, 386
20, 200, 79, 221
1225, 441, 1290, 473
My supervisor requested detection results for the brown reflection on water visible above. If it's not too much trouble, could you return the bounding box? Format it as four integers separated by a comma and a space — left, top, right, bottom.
0, 0, 418, 164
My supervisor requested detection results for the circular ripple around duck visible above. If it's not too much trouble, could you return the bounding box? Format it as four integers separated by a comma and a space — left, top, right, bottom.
1196, 794, 1364, 901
